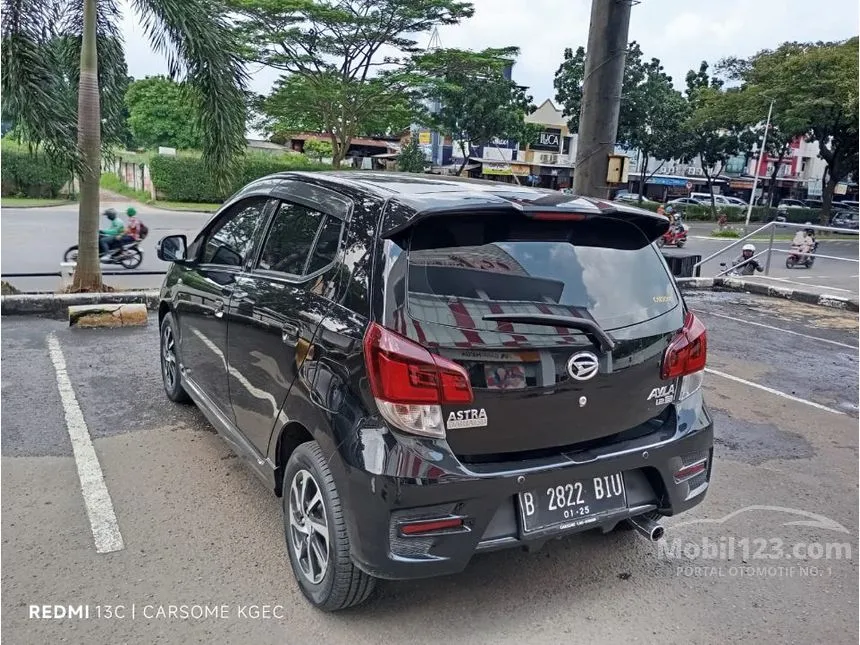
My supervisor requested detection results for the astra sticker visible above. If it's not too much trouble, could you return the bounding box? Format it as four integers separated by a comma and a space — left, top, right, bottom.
446, 408, 488, 430
647, 383, 676, 406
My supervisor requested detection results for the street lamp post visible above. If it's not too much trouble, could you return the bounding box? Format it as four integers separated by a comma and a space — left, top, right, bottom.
745, 99, 775, 227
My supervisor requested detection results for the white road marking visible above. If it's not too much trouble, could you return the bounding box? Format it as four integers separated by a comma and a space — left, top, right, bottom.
695, 310, 859, 350
705, 368, 845, 415
47, 333, 124, 554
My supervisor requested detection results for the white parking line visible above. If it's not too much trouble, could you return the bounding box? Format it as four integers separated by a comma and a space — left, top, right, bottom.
705, 368, 845, 415
47, 333, 124, 554
695, 310, 859, 350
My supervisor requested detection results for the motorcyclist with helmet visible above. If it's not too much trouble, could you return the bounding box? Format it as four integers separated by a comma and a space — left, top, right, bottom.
99, 208, 126, 257
791, 223, 816, 258
731, 243, 764, 275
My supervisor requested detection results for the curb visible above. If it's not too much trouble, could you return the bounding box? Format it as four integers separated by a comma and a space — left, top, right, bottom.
1, 290, 160, 318
69, 303, 149, 328
676, 277, 859, 312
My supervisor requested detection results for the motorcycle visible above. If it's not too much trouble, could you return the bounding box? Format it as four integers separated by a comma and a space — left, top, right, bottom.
63, 239, 144, 269
657, 223, 689, 248
785, 240, 819, 269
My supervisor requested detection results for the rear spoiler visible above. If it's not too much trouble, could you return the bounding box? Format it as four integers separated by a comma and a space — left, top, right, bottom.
381, 202, 670, 249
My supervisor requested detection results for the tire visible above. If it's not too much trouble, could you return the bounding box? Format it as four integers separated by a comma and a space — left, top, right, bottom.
120, 248, 143, 269
675, 239, 685, 248
63, 245, 79, 262
806, 257, 814, 268
785, 256, 796, 269
656, 237, 666, 248
160, 312, 190, 403
284, 441, 376, 611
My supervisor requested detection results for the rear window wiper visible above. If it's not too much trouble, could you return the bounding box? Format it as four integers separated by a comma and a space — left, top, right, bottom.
481, 313, 615, 352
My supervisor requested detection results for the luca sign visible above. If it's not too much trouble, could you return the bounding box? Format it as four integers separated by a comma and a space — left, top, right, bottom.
532, 128, 562, 152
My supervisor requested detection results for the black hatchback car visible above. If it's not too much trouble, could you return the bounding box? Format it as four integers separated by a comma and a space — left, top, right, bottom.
156, 172, 713, 611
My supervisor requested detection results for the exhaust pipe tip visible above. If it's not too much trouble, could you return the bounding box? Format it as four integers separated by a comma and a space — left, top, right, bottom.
628, 514, 665, 542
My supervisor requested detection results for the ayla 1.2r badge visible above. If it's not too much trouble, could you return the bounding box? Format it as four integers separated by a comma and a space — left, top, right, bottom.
647, 383, 675, 406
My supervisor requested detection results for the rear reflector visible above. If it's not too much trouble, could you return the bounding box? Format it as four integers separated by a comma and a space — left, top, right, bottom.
364, 323, 473, 405
400, 517, 464, 536
674, 459, 708, 484
661, 311, 707, 379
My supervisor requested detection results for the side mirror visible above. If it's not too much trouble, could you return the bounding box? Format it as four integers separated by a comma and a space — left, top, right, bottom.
157, 235, 188, 263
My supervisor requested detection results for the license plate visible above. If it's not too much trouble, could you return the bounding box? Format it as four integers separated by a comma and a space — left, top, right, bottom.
519, 473, 627, 533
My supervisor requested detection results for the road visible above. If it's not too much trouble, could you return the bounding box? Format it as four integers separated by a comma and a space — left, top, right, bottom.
2, 207, 857, 295
0, 202, 213, 293
1, 292, 857, 644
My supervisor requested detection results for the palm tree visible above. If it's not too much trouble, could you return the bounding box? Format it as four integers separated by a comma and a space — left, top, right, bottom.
2, 0, 248, 291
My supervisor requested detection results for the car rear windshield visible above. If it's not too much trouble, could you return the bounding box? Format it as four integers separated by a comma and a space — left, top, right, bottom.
401, 212, 679, 333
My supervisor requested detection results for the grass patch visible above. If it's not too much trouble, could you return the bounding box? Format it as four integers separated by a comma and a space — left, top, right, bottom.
1, 281, 21, 295
100, 173, 152, 203
710, 229, 742, 238
1, 196, 75, 207
154, 201, 221, 212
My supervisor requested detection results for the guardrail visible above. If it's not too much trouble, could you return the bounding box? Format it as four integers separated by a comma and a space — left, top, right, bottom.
694, 221, 859, 277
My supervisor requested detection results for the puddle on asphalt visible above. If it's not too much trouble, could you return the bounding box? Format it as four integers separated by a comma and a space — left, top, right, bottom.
708, 406, 816, 465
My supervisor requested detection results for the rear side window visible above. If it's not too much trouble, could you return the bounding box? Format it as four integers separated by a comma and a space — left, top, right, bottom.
402, 214, 679, 332
258, 202, 324, 275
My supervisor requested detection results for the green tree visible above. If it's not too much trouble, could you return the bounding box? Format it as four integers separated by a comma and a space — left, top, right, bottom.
125, 76, 202, 149
679, 62, 743, 217
409, 47, 536, 176
2, 0, 248, 291
258, 73, 412, 155
554, 41, 650, 146
302, 138, 333, 163
397, 134, 427, 173
718, 39, 859, 221
230, 0, 473, 168
554, 42, 689, 203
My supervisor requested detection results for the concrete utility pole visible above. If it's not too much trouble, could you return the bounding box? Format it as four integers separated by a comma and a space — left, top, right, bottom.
573, 0, 633, 198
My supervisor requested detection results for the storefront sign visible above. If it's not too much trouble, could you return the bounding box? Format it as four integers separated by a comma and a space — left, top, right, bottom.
729, 179, 755, 190
532, 128, 563, 152
418, 131, 432, 145
510, 163, 530, 176
646, 176, 688, 187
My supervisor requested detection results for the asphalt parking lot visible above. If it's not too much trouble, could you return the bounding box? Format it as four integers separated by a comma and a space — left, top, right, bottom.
1, 292, 858, 644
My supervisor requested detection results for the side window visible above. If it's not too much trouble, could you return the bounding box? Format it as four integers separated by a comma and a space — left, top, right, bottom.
201, 197, 268, 266
307, 216, 344, 274
258, 202, 324, 275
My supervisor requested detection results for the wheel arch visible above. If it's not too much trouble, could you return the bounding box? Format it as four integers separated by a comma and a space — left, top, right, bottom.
273, 421, 314, 497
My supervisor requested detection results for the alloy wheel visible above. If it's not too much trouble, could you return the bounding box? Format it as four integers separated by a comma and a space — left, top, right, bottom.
161, 324, 177, 390
288, 469, 330, 584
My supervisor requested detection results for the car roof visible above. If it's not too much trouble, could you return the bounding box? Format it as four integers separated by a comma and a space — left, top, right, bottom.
278, 170, 651, 215
267, 170, 670, 242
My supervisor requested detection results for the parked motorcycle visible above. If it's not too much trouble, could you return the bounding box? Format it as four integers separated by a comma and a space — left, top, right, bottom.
785, 240, 819, 269
63, 240, 144, 269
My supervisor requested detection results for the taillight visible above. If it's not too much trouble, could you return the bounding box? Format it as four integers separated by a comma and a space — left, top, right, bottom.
363, 323, 473, 437
662, 311, 707, 380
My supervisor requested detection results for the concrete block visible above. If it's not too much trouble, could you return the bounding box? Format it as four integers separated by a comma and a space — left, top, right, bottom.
69, 303, 148, 328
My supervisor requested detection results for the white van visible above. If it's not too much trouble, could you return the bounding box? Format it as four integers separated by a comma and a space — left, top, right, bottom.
690, 192, 730, 205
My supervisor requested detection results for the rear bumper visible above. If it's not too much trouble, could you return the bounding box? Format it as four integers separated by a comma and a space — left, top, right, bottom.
333, 403, 714, 581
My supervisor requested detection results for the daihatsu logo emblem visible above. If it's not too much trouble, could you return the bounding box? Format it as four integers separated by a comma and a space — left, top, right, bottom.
567, 351, 599, 381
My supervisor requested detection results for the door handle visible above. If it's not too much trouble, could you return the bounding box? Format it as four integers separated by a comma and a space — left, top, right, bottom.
281, 323, 299, 345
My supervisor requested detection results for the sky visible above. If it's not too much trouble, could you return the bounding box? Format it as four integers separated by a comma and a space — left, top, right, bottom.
119, 0, 859, 115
